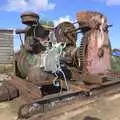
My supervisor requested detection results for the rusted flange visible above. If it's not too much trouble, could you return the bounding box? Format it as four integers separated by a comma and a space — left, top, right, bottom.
21, 12, 39, 25
76, 11, 107, 29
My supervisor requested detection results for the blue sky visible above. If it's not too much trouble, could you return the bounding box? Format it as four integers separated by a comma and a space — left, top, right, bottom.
0, 0, 120, 50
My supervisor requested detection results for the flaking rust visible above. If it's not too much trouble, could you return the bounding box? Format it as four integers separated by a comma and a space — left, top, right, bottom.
76, 11, 111, 75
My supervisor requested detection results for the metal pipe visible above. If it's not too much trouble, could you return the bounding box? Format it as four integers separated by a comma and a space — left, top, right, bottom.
19, 34, 24, 47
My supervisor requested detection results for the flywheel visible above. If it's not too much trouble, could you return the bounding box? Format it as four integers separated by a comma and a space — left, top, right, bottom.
55, 22, 77, 46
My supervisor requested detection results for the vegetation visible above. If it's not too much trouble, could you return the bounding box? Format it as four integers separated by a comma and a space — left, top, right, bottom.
111, 49, 120, 72
39, 19, 54, 27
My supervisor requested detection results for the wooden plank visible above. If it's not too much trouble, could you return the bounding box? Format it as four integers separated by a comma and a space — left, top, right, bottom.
0, 34, 13, 37
0, 49, 13, 53
0, 44, 13, 47
0, 39, 13, 42
8, 76, 41, 102
0, 41, 13, 46
0, 29, 14, 64
0, 64, 14, 73
0, 48, 13, 51
0, 55, 13, 58
0, 57, 13, 63
0, 56, 13, 60
0, 42, 13, 45
0, 61, 13, 64
0, 36, 13, 39
0, 46, 13, 50
0, 32, 13, 35
0, 50, 13, 53
0, 52, 13, 56
0, 62, 13, 64
0, 35, 13, 38
0, 51, 13, 54
0, 53, 13, 56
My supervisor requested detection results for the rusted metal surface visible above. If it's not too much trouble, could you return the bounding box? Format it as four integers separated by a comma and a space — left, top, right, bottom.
16, 29, 27, 34
14, 11, 113, 100
81, 73, 103, 85
16, 12, 50, 78
16, 49, 37, 78
18, 90, 87, 119
85, 30, 111, 74
27, 66, 55, 86
28, 89, 120, 120
77, 11, 111, 75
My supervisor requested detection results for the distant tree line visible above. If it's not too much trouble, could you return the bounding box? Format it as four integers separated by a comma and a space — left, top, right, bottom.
39, 19, 54, 27
112, 48, 120, 52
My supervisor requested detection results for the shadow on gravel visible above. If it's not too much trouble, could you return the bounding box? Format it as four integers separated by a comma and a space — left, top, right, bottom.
83, 116, 101, 120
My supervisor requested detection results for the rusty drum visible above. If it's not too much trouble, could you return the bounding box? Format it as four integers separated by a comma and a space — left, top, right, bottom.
21, 12, 39, 25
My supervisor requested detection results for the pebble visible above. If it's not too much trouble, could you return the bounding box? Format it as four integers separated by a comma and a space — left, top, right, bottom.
0, 74, 10, 81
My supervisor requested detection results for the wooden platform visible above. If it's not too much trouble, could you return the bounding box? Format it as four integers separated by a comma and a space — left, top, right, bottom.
8, 76, 41, 102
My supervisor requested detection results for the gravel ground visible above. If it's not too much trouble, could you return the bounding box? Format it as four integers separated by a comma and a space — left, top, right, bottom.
44, 93, 120, 120
1, 91, 120, 120
0, 97, 26, 120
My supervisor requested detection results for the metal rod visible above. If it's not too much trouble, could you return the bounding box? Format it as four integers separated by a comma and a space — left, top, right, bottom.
19, 34, 24, 47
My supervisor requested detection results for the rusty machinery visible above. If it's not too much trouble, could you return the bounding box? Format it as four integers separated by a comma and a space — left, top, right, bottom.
16, 11, 112, 82
15, 11, 111, 94
1, 10, 120, 120
13, 11, 120, 119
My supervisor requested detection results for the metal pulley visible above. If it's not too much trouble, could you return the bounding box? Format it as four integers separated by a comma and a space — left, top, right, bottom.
55, 22, 77, 46
21, 12, 39, 26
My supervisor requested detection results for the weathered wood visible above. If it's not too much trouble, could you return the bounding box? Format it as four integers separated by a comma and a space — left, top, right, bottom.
0, 64, 14, 73
0, 55, 13, 58
0, 40, 13, 42
0, 44, 13, 47
8, 76, 41, 102
0, 46, 13, 50
0, 52, 13, 56
0, 29, 14, 73
0, 58, 13, 63
0, 50, 13, 53
0, 81, 19, 102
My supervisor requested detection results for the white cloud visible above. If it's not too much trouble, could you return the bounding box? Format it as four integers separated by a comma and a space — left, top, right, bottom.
106, 0, 120, 6
14, 46, 20, 52
54, 16, 80, 29
1, 0, 55, 12
92, 0, 120, 6
54, 16, 73, 27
